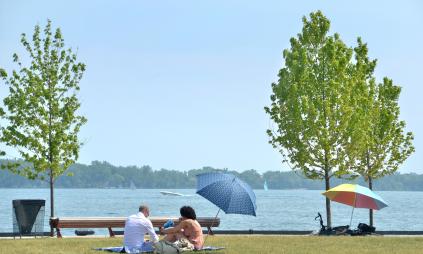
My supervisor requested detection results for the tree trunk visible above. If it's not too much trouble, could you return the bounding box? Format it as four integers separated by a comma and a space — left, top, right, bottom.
48, 89, 54, 236
368, 176, 373, 227
366, 150, 374, 227
324, 170, 332, 228
50, 168, 54, 236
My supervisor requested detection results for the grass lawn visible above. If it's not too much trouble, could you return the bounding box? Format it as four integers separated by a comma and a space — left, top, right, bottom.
1, 235, 422, 254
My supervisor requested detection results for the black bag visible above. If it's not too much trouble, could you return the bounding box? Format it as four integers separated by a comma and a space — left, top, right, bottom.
357, 223, 375, 234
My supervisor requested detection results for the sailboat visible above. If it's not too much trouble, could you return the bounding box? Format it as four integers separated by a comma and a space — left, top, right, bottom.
130, 181, 136, 190
264, 180, 269, 191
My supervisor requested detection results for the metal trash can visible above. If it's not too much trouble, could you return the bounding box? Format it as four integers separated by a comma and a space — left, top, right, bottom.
12, 199, 46, 238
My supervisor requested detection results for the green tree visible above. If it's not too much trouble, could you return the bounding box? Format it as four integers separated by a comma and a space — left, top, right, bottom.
352, 39, 414, 226
239, 169, 263, 189
0, 20, 86, 234
264, 11, 363, 227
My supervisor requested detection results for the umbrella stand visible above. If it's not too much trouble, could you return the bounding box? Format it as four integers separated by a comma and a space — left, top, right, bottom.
203, 208, 220, 246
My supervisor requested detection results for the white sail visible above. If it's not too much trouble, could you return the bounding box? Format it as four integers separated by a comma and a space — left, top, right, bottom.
264, 180, 269, 191
130, 181, 136, 190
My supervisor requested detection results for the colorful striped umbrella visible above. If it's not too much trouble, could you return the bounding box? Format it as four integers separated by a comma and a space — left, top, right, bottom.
322, 184, 388, 226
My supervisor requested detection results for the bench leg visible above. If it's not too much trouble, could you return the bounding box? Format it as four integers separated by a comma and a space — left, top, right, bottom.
56, 228, 62, 238
108, 227, 115, 237
207, 227, 214, 235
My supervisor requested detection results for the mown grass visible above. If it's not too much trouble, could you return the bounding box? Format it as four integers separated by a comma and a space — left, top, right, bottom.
0, 235, 422, 254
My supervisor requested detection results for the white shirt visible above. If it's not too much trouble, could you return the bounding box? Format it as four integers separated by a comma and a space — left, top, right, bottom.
123, 212, 159, 252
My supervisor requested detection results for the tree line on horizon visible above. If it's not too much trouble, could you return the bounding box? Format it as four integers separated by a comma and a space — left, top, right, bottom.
1, 160, 422, 191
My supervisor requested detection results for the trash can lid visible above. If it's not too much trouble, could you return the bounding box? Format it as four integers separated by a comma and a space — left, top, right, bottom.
13, 199, 46, 207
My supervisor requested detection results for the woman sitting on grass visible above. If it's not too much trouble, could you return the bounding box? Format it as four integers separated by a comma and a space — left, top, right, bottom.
160, 206, 204, 250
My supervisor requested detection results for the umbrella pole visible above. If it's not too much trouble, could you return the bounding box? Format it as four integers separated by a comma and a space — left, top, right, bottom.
203, 209, 221, 246
350, 194, 357, 228
349, 207, 355, 227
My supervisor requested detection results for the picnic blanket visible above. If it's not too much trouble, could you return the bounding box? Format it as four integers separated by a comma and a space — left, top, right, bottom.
94, 246, 152, 253
94, 246, 224, 253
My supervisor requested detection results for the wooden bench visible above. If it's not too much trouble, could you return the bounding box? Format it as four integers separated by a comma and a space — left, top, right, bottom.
49, 216, 220, 238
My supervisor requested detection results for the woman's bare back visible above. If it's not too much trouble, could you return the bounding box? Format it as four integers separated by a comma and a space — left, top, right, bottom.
180, 219, 203, 249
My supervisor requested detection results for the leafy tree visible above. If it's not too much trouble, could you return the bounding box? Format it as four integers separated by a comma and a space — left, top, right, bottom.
352, 39, 414, 226
0, 20, 86, 234
238, 169, 262, 189
264, 11, 363, 227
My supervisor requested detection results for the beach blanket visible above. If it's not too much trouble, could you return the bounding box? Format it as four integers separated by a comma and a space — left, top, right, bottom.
93, 246, 152, 253
94, 246, 224, 253
94, 242, 154, 253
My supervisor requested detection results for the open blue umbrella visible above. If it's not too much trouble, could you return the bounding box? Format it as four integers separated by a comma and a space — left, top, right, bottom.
196, 172, 257, 216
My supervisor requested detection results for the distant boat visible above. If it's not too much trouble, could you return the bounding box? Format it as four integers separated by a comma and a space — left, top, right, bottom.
160, 191, 185, 196
264, 180, 269, 191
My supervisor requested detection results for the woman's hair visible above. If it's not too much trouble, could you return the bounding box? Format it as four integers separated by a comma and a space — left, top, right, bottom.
180, 206, 197, 220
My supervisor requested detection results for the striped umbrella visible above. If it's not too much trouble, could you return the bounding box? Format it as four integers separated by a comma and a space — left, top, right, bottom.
322, 184, 388, 226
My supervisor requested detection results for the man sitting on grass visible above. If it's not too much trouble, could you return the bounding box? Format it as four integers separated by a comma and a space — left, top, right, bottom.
122, 204, 159, 253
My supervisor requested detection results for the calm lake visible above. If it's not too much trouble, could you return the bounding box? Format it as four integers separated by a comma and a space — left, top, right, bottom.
1, 189, 422, 234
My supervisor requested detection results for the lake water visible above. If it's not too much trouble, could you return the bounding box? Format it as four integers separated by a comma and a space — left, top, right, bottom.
1, 189, 422, 235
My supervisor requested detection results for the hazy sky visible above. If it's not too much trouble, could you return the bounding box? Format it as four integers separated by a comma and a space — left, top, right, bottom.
1, 1, 422, 173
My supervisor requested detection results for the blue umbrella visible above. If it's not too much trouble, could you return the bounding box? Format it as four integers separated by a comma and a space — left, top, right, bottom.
196, 172, 257, 216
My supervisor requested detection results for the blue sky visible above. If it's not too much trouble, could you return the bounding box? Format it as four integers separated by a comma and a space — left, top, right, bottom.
1, 1, 422, 173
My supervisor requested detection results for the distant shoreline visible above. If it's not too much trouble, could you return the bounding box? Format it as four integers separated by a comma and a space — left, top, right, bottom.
1, 160, 423, 191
